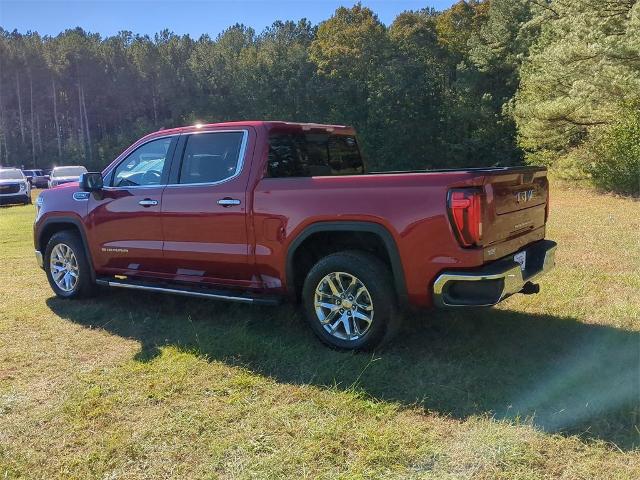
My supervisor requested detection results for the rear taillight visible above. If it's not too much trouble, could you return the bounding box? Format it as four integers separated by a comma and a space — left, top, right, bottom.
448, 188, 483, 248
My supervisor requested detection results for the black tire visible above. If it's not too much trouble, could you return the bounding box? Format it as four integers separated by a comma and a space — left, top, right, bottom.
44, 230, 95, 298
302, 251, 401, 350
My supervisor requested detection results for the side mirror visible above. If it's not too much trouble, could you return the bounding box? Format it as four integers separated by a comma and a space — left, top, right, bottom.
80, 172, 103, 192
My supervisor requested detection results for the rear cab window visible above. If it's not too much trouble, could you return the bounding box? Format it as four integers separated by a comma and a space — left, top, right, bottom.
268, 132, 364, 178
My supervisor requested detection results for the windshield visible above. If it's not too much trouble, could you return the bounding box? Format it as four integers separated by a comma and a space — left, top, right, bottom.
0, 169, 25, 180
52, 166, 87, 177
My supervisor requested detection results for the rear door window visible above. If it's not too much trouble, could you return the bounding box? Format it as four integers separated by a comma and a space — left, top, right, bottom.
178, 131, 245, 184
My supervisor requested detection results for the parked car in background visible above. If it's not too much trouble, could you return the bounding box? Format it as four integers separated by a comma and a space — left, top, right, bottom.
0, 168, 31, 205
32, 170, 51, 188
22, 169, 44, 186
33, 121, 556, 350
48, 166, 87, 188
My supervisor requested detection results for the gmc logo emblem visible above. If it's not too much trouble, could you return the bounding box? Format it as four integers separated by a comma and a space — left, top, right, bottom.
515, 189, 534, 203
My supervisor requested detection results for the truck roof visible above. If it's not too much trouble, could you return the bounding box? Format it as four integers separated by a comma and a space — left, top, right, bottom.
149, 121, 356, 139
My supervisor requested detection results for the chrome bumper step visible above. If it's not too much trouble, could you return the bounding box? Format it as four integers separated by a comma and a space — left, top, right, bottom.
432, 239, 557, 307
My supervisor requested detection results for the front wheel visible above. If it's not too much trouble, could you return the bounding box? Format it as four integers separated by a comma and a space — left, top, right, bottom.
44, 231, 95, 298
302, 251, 400, 350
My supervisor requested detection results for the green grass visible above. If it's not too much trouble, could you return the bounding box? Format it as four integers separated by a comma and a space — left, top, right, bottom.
1, 186, 639, 479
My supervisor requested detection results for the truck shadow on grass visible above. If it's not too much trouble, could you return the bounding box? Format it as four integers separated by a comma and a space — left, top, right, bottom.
47, 290, 640, 451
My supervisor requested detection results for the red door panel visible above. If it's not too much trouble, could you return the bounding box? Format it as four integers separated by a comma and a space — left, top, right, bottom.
87, 187, 165, 275
161, 185, 254, 285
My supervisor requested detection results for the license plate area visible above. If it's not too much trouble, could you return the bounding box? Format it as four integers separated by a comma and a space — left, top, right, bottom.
514, 251, 527, 271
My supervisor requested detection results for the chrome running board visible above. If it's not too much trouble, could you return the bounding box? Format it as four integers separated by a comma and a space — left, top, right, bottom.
96, 278, 280, 306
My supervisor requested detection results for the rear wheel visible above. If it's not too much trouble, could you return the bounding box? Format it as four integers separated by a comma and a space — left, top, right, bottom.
302, 251, 400, 350
44, 231, 95, 298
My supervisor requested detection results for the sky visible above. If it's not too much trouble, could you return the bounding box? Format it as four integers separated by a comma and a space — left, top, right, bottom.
0, 0, 457, 38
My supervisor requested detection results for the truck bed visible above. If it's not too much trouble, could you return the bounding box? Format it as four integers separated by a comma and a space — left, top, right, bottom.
253, 164, 549, 306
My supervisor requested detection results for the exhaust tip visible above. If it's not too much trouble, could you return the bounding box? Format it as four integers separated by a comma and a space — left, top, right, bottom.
521, 282, 540, 295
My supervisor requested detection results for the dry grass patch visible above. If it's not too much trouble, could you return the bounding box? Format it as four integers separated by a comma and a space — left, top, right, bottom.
1, 185, 639, 478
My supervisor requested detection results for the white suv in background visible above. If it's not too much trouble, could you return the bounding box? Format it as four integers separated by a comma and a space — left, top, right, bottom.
0, 168, 31, 205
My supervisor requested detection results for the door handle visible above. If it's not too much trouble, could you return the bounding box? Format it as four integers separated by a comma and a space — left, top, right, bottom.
217, 198, 241, 207
138, 199, 158, 207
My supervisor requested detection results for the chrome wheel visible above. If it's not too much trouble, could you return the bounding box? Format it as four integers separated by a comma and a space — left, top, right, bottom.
314, 271, 374, 341
49, 243, 79, 292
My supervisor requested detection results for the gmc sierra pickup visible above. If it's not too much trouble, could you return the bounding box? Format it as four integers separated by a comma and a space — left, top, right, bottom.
34, 121, 556, 349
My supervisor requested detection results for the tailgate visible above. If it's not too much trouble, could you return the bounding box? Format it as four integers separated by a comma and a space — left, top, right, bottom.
481, 167, 549, 259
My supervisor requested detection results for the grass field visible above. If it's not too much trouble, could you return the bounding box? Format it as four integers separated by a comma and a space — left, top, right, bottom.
1, 185, 639, 479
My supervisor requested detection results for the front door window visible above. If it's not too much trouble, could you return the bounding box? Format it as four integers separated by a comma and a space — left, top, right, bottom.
112, 137, 173, 187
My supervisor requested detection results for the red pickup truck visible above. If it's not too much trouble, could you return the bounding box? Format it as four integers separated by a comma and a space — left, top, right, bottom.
34, 121, 556, 349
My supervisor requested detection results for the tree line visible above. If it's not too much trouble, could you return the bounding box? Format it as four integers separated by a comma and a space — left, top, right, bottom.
0, 0, 638, 193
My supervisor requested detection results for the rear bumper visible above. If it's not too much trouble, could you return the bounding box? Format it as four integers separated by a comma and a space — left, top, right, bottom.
432, 239, 557, 307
